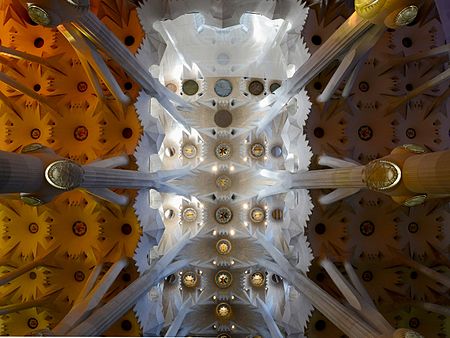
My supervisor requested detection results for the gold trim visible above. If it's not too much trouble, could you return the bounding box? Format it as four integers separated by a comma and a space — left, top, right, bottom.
45, 160, 84, 190
182, 207, 198, 222
20, 194, 45, 206
394, 5, 419, 26
401, 144, 427, 154
27, 5, 52, 26
216, 239, 232, 255
181, 144, 197, 159
402, 194, 427, 207
355, 0, 386, 19
364, 160, 402, 191
21, 143, 44, 154
215, 270, 233, 289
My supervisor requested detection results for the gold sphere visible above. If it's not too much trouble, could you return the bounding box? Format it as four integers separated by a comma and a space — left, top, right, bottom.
216, 303, 232, 319
182, 272, 198, 288
250, 272, 265, 287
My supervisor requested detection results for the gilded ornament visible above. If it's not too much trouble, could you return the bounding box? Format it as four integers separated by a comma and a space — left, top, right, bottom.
45, 160, 84, 190
355, 0, 387, 19
216, 239, 232, 255
401, 144, 427, 154
215, 143, 232, 160
250, 271, 265, 287
20, 194, 45, 206
215, 270, 233, 288
215, 303, 232, 319
250, 207, 265, 223
395, 6, 419, 26
364, 160, 401, 191
182, 272, 198, 288
27, 5, 52, 26
215, 206, 233, 224
402, 194, 427, 207
216, 175, 232, 191
182, 207, 198, 222
182, 144, 197, 159
250, 143, 265, 159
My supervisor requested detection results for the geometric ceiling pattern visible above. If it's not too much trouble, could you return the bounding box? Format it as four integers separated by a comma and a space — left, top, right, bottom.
0, 0, 448, 337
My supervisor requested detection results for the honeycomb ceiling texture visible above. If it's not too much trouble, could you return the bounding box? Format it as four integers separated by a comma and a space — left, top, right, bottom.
0, 0, 449, 337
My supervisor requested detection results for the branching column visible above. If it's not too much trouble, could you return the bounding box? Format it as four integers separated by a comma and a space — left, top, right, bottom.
291, 166, 366, 189
67, 235, 192, 336
289, 147, 450, 206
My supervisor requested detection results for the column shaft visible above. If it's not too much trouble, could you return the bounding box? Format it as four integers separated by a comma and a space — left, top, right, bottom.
0, 151, 44, 193
81, 166, 157, 189
403, 151, 450, 194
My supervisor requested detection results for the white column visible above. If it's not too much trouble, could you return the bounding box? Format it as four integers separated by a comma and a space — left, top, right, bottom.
256, 235, 382, 338
67, 235, 192, 336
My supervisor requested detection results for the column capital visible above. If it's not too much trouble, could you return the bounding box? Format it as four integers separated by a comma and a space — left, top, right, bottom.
355, 0, 423, 28
364, 159, 402, 192
22, 0, 89, 27
45, 160, 84, 191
